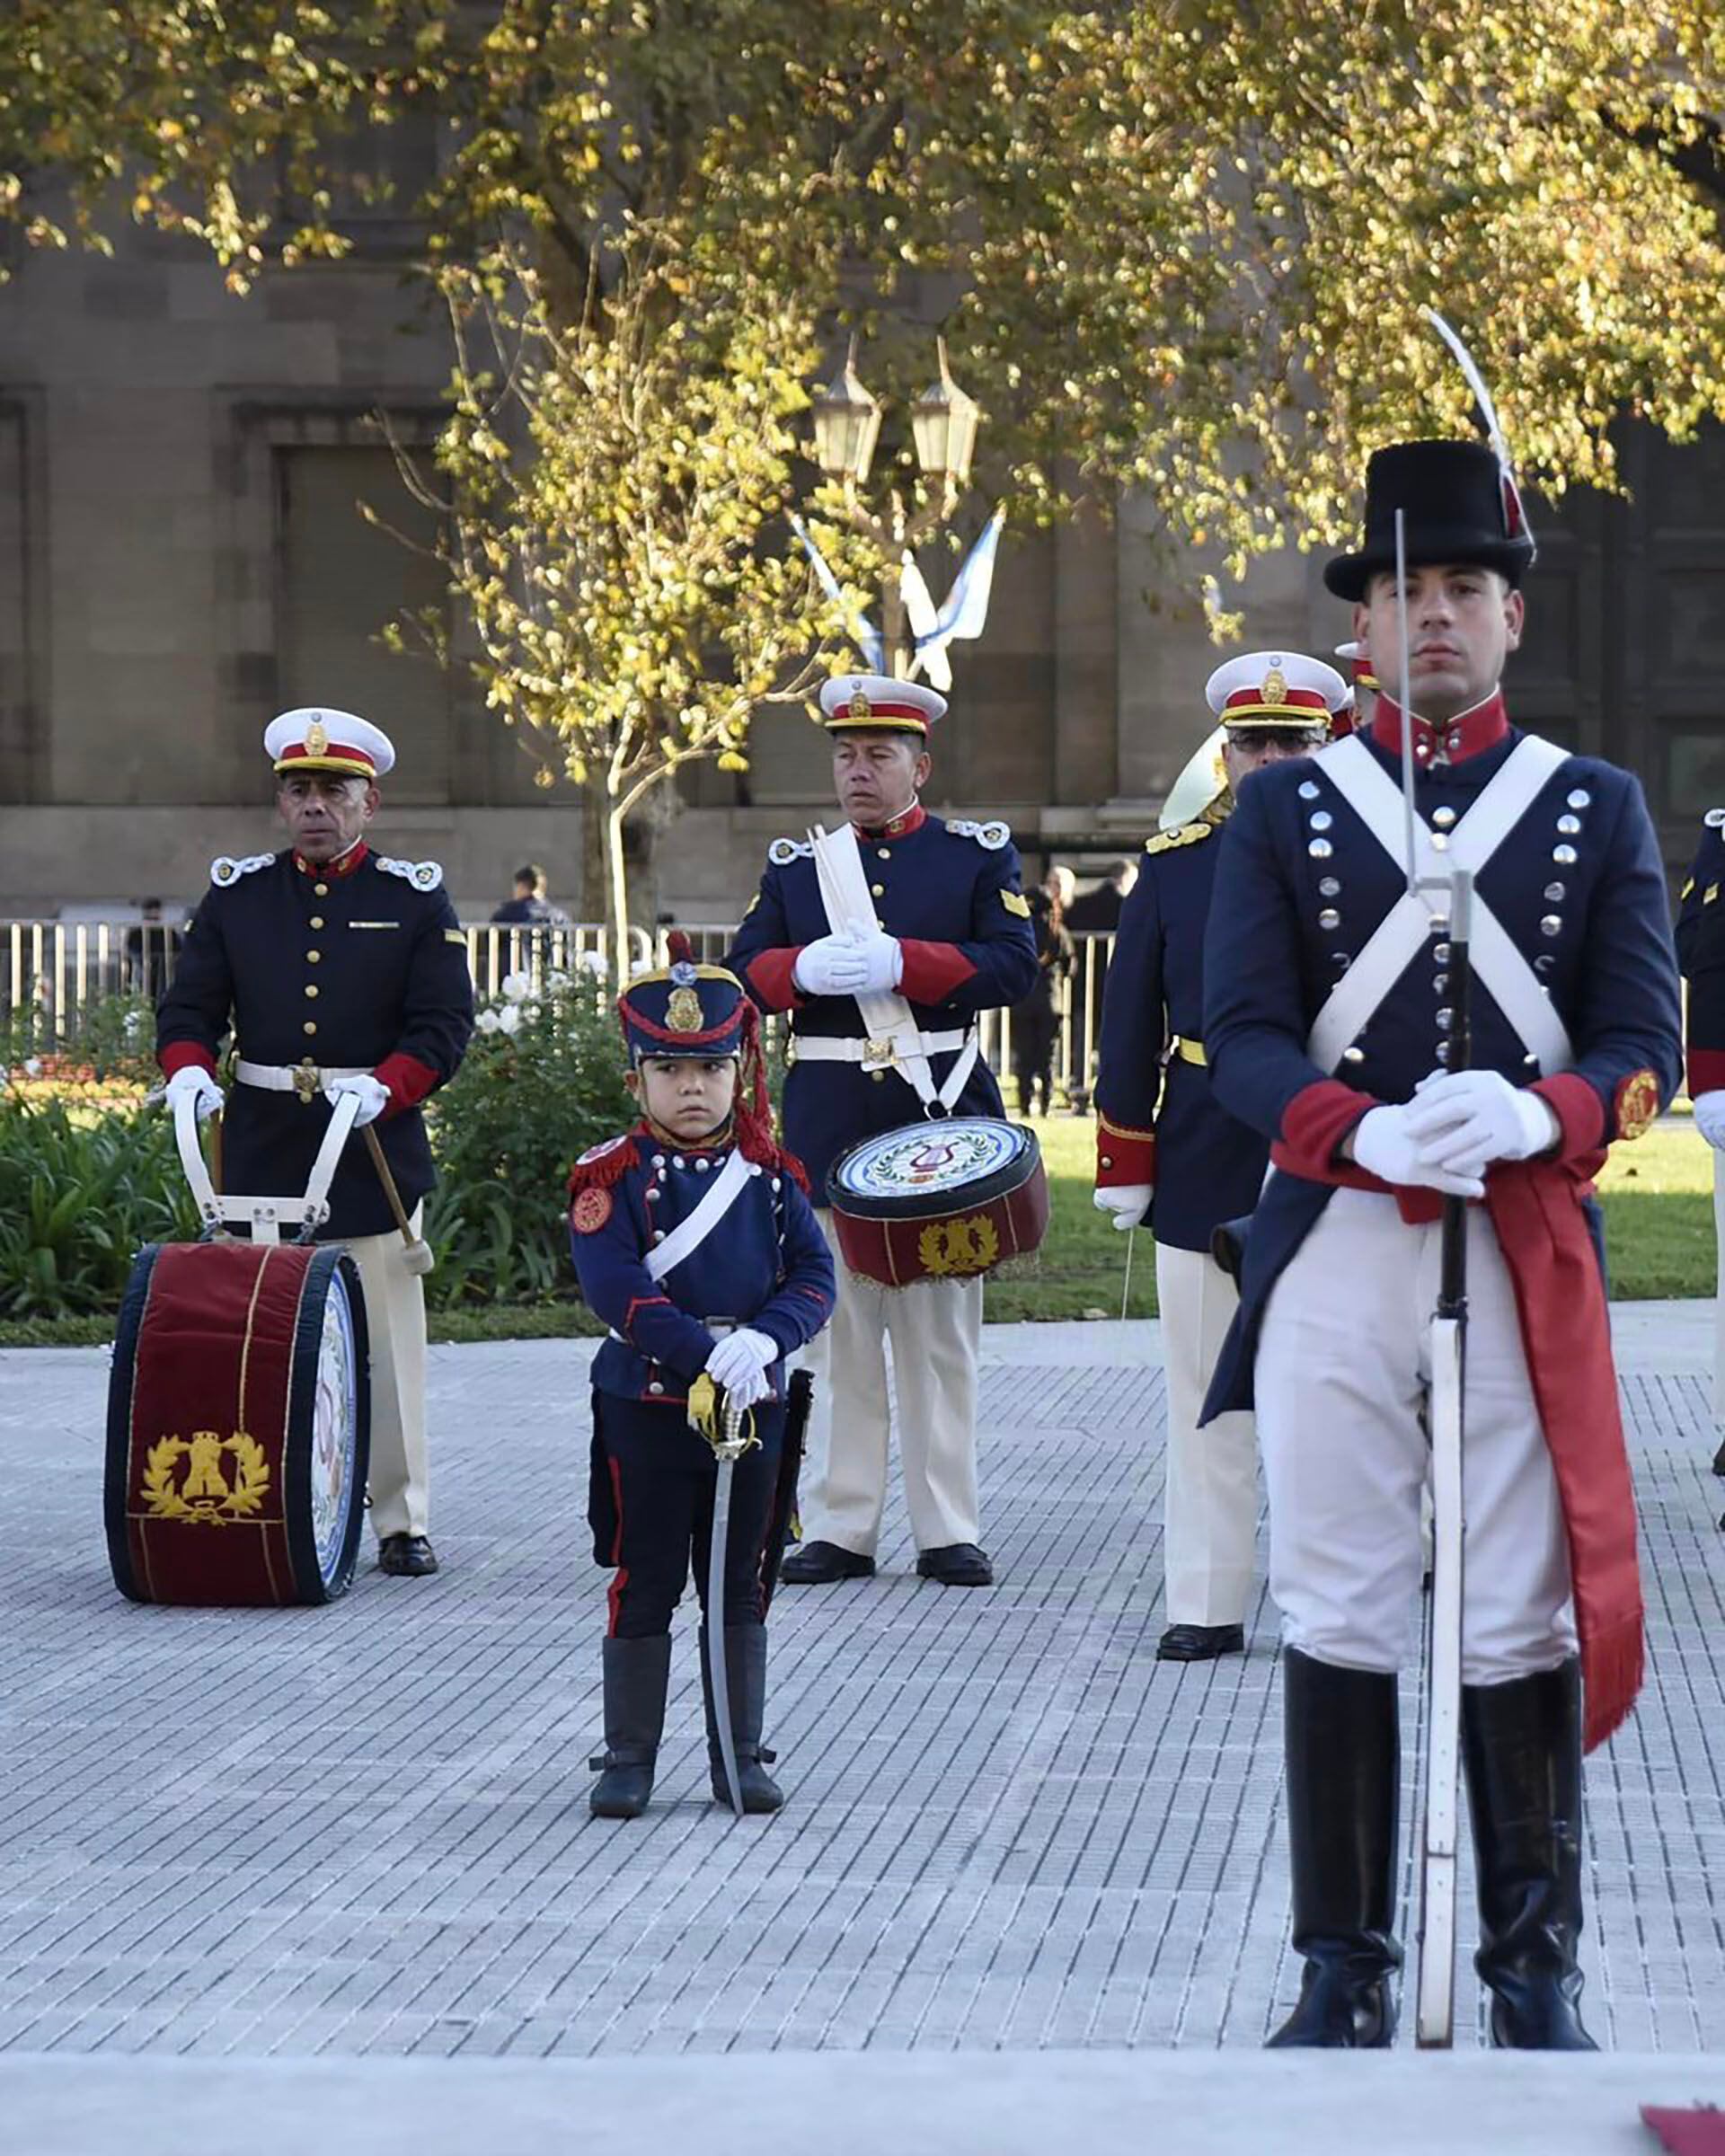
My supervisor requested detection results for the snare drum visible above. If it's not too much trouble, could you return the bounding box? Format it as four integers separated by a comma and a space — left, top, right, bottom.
827, 1118, 1048, 1287
104, 1239, 370, 1606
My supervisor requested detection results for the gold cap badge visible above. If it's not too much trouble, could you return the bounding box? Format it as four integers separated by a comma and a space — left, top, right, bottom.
666, 985, 703, 1033
848, 686, 872, 720
306, 719, 329, 755
1262, 667, 1287, 707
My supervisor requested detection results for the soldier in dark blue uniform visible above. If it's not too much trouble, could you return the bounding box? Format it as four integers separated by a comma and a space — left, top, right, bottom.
568, 944, 835, 1818
727, 673, 1038, 1587
1200, 440, 1679, 2049
1093, 650, 1342, 1663
1676, 809, 1725, 1436
156, 708, 473, 1577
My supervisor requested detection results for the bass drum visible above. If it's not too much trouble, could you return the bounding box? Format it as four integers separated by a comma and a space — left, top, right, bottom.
827, 1117, 1049, 1287
104, 1240, 370, 1606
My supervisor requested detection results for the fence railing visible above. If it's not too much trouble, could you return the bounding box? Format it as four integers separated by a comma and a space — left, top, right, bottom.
2, 917, 1119, 1114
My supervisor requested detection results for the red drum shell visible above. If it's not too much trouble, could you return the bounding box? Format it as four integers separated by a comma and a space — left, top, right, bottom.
103, 1240, 370, 1607
828, 1119, 1049, 1288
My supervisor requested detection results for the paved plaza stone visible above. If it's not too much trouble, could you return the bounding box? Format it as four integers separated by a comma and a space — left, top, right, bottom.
2, 1308, 1724, 2145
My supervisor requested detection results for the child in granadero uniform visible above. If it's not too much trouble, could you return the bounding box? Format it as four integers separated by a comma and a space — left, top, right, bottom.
568, 938, 835, 1819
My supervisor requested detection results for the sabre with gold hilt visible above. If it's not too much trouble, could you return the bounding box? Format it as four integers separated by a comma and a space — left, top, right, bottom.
686, 1333, 761, 1821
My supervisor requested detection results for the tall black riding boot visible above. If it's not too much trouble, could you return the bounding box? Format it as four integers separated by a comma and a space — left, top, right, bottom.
700, 1625, 783, 1814
1266, 1648, 1402, 2048
588, 1633, 672, 1819
1463, 1658, 1597, 2050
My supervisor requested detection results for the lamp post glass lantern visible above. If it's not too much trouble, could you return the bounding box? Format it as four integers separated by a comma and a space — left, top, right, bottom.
811, 334, 881, 484
910, 336, 979, 488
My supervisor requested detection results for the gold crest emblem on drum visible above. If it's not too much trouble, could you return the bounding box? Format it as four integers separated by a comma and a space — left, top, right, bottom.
141, 1429, 270, 1524
917, 1213, 1001, 1277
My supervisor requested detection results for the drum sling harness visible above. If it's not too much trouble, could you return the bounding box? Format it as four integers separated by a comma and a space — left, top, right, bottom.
806, 822, 979, 1114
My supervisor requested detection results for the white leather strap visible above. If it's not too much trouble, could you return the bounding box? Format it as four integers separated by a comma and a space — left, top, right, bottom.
810, 822, 951, 1110
645, 1147, 753, 1281
235, 1059, 371, 1091
791, 1029, 969, 1062
1305, 733, 1573, 1076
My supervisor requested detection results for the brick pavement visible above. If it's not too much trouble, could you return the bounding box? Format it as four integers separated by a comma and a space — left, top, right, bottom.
1, 1316, 1722, 2061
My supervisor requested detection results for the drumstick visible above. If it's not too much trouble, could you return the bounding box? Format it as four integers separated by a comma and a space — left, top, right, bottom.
1120, 1224, 1135, 1322
208, 1109, 223, 1196
360, 1125, 435, 1276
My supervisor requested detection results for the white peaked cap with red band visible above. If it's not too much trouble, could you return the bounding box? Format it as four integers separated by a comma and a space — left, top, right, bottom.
1204, 649, 1348, 727
264, 707, 397, 779
818, 673, 947, 737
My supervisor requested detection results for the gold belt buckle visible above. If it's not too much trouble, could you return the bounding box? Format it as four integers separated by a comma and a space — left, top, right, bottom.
290, 1056, 323, 1105
862, 1036, 897, 1071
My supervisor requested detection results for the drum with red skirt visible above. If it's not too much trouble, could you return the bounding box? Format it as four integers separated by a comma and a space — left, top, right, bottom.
827, 1117, 1048, 1287
103, 1239, 370, 1606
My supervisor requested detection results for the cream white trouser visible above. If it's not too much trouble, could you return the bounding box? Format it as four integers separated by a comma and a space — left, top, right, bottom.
1256, 1188, 1576, 1683
1155, 1241, 1259, 1627
1713, 1162, 1725, 1423
797, 1209, 983, 1555
345, 1206, 429, 1540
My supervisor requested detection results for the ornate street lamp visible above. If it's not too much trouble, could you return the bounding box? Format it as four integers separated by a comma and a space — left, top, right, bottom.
909, 336, 979, 490
810, 333, 881, 485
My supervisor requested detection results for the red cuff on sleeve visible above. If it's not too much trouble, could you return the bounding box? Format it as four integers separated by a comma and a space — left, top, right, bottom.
374, 1052, 439, 1118
896, 940, 978, 1004
1530, 1072, 1606, 1162
1095, 1115, 1156, 1187
1687, 1047, 1725, 1098
743, 947, 806, 1012
1269, 1079, 1380, 1181
158, 1042, 217, 1080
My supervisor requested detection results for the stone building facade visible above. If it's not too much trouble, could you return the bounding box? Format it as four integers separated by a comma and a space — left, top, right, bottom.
1, 206, 1718, 932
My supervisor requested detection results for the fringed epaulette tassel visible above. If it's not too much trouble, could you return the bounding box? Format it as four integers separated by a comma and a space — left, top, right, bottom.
566, 1133, 639, 1198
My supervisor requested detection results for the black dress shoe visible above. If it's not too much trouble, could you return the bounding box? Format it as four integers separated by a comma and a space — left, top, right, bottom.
916, 1542, 994, 1586
1157, 1622, 1243, 1661
378, 1533, 438, 1577
779, 1540, 875, 1585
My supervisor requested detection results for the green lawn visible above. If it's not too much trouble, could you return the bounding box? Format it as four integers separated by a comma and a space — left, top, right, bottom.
0, 1110, 1714, 1348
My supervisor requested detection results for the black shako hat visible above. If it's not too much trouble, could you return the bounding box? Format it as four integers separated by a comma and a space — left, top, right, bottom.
1323, 438, 1535, 602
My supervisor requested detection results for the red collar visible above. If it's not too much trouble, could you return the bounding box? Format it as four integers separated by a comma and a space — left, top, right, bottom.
853, 802, 925, 843
293, 838, 369, 879
1371, 692, 1508, 767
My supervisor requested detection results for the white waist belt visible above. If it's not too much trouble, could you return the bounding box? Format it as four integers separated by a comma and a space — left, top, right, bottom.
791, 1028, 969, 1067
235, 1058, 373, 1091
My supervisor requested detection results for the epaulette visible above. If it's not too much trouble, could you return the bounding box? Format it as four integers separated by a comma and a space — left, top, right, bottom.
1705, 808, 1725, 830
947, 817, 1011, 851
209, 853, 274, 887
567, 1132, 638, 1197
768, 837, 814, 865
1145, 821, 1216, 856
376, 855, 445, 891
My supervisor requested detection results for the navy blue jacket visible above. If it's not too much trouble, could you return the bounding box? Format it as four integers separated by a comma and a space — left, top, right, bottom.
156, 844, 474, 1239
1200, 716, 1681, 1416
569, 1128, 836, 1405
1677, 810, 1725, 1101
1093, 808, 1271, 1251
726, 808, 1039, 1199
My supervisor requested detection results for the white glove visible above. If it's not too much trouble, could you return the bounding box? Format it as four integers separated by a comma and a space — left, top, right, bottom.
705, 1327, 776, 1409
1351, 1104, 1484, 1198
323, 1073, 391, 1127
792, 934, 871, 997
851, 930, 903, 996
1092, 1184, 1153, 1233
1402, 1069, 1558, 1178
1694, 1090, 1725, 1150
164, 1065, 224, 1122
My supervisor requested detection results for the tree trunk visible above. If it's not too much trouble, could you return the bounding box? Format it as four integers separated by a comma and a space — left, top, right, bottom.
606, 791, 633, 985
